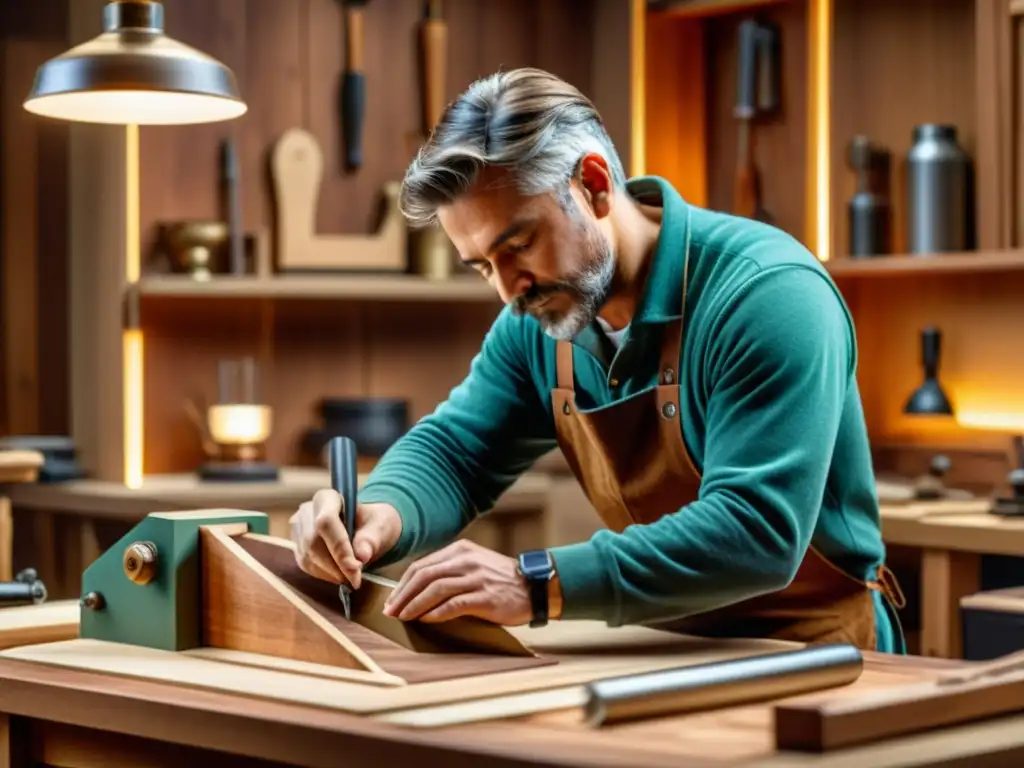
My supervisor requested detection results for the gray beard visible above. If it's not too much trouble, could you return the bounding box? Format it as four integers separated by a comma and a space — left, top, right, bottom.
536, 248, 615, 340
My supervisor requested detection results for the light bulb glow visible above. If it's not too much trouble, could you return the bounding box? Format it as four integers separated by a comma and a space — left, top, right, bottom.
24, 90, 247, 125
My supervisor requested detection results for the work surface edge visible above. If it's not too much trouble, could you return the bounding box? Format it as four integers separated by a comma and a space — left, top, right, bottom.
0, 650, 1006, 768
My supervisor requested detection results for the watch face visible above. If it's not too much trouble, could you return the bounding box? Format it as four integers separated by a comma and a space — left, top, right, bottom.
519, 550, 552, 579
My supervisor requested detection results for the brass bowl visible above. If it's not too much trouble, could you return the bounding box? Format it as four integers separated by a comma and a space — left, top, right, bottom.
163, 220, 230, 280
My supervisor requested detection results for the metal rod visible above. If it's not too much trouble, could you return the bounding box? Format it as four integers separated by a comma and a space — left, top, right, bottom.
583, 643, 863, 727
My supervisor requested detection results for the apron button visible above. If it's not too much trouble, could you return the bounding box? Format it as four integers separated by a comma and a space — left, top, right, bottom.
562, 401, 571, 415
661, 402, 677, 419
663, 368, 676, 384
609, 378, 619, 387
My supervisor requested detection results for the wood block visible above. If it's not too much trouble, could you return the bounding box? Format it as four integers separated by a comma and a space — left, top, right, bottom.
774, 651, 1024, 751
200, 526, 383, 676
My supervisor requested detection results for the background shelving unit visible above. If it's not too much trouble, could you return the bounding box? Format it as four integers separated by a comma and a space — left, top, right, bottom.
642, 0, 1023, 459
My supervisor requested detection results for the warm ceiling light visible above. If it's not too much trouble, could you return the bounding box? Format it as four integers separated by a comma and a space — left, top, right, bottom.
23, 0, 246, 125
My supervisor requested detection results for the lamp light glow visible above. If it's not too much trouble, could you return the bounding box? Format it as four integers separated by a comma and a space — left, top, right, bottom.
24, 1, 246, 125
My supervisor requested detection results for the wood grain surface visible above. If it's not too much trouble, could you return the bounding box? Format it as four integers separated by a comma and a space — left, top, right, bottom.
0, 646, 1017, 768
0, 624, 801, 717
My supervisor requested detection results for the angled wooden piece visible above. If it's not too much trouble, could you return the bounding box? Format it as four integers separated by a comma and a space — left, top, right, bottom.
270, 128, 407, 272
239, 532, 535, 657
199, 526, 386, 678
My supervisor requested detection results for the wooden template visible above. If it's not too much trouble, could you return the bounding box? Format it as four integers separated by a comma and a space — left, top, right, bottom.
270, 128, 408, 272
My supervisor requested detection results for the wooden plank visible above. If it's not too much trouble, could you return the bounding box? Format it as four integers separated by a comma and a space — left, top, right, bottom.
774, 655, 1024, 752
0, 601, 78, 651
0, 625, 799, 717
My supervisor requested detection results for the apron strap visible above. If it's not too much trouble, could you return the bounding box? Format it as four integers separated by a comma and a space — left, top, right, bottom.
867, 563, 907, 610
556, 340, 575, 390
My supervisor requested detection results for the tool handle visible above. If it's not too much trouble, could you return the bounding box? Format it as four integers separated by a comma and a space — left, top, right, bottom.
342, 6, 366, 170
420, 17, 448, 134
341, 71, 365, 170
329, 436, 358, 542
734, 19, 760, 119
755, 20, 781, 114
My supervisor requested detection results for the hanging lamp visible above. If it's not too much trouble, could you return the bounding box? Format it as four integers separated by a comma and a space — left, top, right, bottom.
24, 0, 246, 125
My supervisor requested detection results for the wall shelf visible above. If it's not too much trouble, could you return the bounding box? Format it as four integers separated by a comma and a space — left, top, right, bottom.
824, 250, 1024, 279
134, 274, 498, 302
649, 0, 795, 18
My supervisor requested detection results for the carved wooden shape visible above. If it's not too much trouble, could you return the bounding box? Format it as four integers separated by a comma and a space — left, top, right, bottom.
270, 128, 408, 272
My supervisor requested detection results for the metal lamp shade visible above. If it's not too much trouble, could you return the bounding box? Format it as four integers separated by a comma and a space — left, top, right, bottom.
23, 1, 246, 125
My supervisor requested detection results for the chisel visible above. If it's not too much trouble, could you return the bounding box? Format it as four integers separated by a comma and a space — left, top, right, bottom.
328, 436, 358, 620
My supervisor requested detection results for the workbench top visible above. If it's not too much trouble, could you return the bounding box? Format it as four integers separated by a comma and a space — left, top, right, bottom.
0, 620, 1019, 767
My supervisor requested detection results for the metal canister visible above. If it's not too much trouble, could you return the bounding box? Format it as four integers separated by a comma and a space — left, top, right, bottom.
907, 124, 970, 254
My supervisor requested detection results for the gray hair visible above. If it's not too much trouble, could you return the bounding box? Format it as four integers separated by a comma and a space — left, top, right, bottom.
399, 68, 627, 228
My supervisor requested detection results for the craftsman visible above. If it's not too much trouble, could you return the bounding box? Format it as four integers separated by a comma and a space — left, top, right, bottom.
290, 67, 906, 653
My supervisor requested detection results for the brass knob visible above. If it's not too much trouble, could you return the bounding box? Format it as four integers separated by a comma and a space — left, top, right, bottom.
123, 541, 158, 585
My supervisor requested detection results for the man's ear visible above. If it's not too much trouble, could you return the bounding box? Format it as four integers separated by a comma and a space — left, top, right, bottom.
577, 153, 613, 218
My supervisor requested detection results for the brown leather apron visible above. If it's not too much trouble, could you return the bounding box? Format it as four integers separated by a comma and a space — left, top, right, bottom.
550, 229, 905, 650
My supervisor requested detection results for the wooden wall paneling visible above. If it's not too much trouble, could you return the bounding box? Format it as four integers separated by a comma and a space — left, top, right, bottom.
830, 0, 976, 260
2, 41, 44, 437
704, 3, 809, 242
0, 0, 71, 438
642, 12, 707, 206
975, 0, 1014, 250
138, 0, 249, 268
140, 298, 271, 473
1018, 11, 1024, 247
134, 1, 611, 473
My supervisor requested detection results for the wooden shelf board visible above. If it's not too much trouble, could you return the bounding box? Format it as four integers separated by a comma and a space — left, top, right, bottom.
823, 250, 1024, 278
648, 0, 795, 19
135, 274, 498, 302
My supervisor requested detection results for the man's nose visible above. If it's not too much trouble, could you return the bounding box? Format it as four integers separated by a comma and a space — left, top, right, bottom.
494, 265, 532, 304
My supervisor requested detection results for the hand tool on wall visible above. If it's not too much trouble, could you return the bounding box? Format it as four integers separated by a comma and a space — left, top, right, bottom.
419, 0, 447, 136
219, 137, 245, 274
329, 435, 358, 619
340, 0, 368, 171
733, 17, 780, 223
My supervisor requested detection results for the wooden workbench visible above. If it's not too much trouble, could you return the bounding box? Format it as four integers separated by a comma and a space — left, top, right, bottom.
881, 499, 1024, 659
0, 624, 1019, 767
5, 469, 555, 599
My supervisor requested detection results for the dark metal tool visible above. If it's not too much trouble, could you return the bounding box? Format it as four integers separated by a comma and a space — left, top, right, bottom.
0, 568, 48, 607
328, 435, 358, 619
340, 0, 368, 171
219, 137, 245, 274
733, 17, 780, 224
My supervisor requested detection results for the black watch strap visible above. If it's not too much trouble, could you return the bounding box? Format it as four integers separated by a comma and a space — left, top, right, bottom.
518, 550, 553, 628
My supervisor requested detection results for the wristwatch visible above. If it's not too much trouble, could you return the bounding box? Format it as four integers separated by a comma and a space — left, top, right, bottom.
517, 549, 555, 628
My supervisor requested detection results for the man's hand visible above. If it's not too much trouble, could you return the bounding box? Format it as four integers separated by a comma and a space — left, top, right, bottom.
383, 539, 553, 625
290, 490, 402, 589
